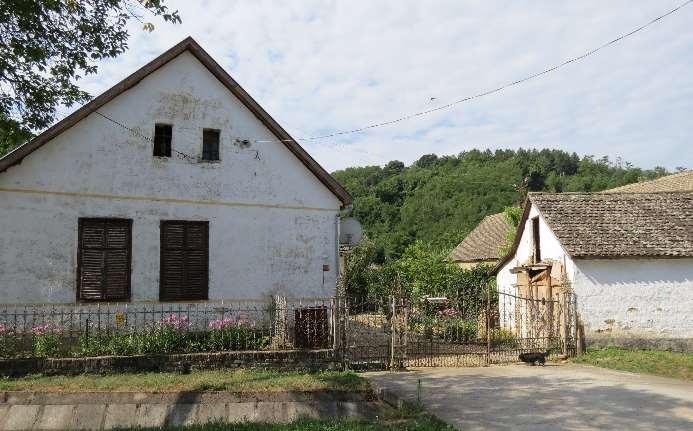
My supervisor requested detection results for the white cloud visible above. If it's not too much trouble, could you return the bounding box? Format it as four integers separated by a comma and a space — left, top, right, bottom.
73, 0, 693, 171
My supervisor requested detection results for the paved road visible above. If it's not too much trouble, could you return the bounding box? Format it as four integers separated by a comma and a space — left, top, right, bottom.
365, 364, 693, 430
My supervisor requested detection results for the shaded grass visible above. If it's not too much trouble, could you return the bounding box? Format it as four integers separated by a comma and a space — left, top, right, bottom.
572, 347, 693, 380
118, 406, 454, 430
0, 369, 369, 392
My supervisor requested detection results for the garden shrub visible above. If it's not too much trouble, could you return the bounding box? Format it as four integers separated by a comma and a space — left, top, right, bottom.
440, 318, 477, 343
71, 314, 270, 358
0, 323, 17, 358
207, 317, 270, 351
31, 323, 63, 358
490, 328, 517, 348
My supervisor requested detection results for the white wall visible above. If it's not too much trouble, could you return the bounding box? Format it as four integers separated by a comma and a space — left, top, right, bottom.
573, 258, 693, 338
497, 203, 693, 339
0, 51, 341, 304
496, 203, 575, 296
495, 203, 575, 330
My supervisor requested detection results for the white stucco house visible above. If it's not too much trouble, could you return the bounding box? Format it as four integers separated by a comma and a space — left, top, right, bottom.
492, 191, 693, 343
0, 37, 352, 305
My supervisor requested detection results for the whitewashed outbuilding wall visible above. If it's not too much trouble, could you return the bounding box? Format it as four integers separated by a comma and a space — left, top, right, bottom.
0, 51, 341, 304
497, 202, 693, 338
496, 203, 575, 329
572, 258, 693, 338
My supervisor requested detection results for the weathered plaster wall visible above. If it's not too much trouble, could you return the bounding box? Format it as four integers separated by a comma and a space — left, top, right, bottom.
497, 203, 693, 339
0, 51, 341, 303
496, 203, 575, 329
573, 258, 693, 338
496, 203, 575, 297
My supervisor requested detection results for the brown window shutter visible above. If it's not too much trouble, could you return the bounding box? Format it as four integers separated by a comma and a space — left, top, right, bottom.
78, 219, 132, 302
160, 221, 209, 301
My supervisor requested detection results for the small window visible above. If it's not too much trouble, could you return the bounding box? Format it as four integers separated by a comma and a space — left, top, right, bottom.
153, 124, 172, 157
202, 129, 220, 161
532, 217, 541, 263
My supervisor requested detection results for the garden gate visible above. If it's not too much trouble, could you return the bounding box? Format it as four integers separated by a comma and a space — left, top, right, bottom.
344, 288, 577, 370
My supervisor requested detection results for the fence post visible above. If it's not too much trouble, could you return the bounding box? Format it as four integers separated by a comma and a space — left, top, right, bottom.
560, 292, 569, 357
486, 283, 491, 366
390, 295, 396, 372
341, 297, 349, 370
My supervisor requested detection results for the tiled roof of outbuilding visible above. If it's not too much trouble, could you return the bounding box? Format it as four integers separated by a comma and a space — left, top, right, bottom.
450, 213, 513, 262
604, 171, 693, 193
530, 192, 693, 258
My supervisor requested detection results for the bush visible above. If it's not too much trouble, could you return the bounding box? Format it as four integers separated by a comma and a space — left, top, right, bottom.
440, 318, 477, 343
207, 317, 270, 351
31, 323, 63, 358
0, 323, 17, 358
490, 328, 517, 348
71, 315, 270, 358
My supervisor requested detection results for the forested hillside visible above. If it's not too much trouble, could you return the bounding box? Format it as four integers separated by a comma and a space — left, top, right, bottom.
332, 148, 667, 260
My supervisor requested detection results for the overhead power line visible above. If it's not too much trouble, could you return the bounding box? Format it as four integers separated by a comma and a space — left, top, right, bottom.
92, 1, 691, 152
296, 0, 693, 141
95, 111, 198, 163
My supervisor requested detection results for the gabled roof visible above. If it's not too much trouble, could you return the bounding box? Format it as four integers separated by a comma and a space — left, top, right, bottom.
449, 212, 513, 263
0, 37, 352, 207
492, 191, 693, 274
603, 170, 693, 193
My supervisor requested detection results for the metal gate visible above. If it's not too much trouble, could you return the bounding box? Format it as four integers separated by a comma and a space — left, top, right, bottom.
344, 289, 577, 370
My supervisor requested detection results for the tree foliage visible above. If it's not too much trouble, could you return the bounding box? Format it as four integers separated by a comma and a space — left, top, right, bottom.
333, 148, 667, 260
0, 0, 181, 154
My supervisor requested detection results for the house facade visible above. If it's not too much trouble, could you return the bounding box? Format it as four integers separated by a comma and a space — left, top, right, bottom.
0, 38, 351, 305
492, 192, 693, 344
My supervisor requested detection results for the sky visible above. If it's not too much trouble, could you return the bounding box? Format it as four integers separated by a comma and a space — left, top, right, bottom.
68, 0, 693, 172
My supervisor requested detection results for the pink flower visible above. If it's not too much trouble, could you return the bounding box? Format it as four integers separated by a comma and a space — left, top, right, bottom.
438, 308, 459, 317
30, 323, 61, 336
158, 314, 190, 330
209, 314, 252, 329
0, 323, 10, 335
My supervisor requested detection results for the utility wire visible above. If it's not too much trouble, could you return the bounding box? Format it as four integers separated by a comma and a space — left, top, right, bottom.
93, 1, 692, 149
95, 111, 198, 163
298, 0, 693, 141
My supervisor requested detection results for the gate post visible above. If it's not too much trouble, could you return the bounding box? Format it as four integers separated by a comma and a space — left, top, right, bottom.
486, 283, 491, 366
560, 292, 569, 357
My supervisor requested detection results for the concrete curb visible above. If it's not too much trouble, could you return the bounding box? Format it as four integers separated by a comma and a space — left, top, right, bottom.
0, 390, 380, 430
0, 389, 375, 405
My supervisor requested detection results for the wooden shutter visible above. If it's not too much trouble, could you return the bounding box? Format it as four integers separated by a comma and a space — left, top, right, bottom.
160, 221, 209, 301
77, 218, 132, 301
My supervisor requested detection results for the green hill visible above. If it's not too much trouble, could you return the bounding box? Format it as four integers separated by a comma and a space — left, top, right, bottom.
332, 148, 666, 260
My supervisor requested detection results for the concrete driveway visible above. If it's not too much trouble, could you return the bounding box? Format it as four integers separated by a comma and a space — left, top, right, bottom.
364, 364, 693, 430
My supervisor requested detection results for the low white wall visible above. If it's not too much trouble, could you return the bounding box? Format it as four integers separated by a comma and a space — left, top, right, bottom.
573, 258, 693, 338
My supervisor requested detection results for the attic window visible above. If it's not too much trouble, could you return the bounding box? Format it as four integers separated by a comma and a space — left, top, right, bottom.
202, 129, 220, 161
153, 124, 172, 157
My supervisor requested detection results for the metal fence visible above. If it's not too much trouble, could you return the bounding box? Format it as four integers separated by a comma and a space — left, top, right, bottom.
343, 289, 578, 370
0, 291, 577, 368
0, 297, 342, 359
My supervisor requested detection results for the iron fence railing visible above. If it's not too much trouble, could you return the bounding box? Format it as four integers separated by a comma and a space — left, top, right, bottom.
0, 297, 342, 359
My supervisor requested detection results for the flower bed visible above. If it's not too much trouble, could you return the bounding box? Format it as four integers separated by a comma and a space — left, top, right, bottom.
0, 314, 271, 359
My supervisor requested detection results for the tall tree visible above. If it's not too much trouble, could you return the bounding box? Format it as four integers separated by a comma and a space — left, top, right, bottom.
0, 0, 181, 155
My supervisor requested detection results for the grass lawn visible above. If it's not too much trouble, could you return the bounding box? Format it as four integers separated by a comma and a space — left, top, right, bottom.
120, 408, 454, 430
0, 369, 369, 392
572, 347, 693, 380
